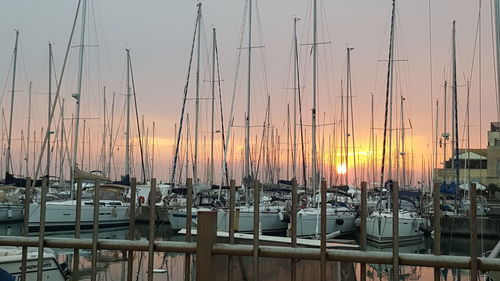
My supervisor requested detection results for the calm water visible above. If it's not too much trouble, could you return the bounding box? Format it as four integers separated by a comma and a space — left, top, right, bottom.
0, 222, 497, 281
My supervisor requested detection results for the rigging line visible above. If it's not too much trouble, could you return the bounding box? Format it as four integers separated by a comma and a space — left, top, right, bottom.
491, 0, 500, 120
31, 0, 82, 184
295, 32, 307, 188
380, 0, 396, 186
170, 8, 200, 186
94, 0, 116, 87
254, 0, 270, 95
223, 0, 247, 184
215, 39, 229, 185
0, 51, 14, 112
129, 52, 147, 183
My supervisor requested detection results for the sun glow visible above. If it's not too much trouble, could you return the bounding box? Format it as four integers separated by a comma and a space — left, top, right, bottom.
337, 164, 347, 175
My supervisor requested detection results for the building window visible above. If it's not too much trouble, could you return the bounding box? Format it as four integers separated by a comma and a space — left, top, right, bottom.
495, 139, 500, 147
497, 160, 500, 177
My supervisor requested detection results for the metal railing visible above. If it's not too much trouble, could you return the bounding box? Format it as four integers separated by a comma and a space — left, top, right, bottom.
6, 178, 499, 281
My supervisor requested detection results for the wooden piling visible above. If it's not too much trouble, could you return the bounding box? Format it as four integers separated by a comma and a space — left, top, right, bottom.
320, 180, 326, 281
36, 178, 48, 281
253, 180, 260, 281
185, 178, 193, 281
148, 178, 156, 281
73, 178, 83, 281
291, 179, 297, 281
228, 179, 235, 281
91, 179, 100, 281
196, 211, 217, 281
433, 183, 441, 281
360, 181, 367, 281
20, 177, 31, 281
470, 183, 477, 281
127, 178, 137, 281
392, 181, 399, 281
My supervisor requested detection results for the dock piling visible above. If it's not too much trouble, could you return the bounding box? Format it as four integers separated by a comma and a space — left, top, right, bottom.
196, 211, 217, 281
433, 183, 441, 281
127, 178, 137, 281
360, 181, 367, 281
148, 178, 156, 281
20, 177, 31, 281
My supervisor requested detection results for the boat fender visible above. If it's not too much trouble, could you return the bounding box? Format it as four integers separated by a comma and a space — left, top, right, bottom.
7, 208, 12, 219
139, 196, 145, 205
278, 211, 284, 221
112, 207, 118, 217
336, 218, 344, 226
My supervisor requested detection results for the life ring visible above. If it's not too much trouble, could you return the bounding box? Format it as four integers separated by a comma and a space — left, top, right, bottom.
139, 196, 145, 205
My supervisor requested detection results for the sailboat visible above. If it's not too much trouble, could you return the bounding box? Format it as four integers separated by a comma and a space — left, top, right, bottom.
291, 2, 356, 238
29, 0, 130, 232
168, 2, 287, 234
366, 0, 427, 244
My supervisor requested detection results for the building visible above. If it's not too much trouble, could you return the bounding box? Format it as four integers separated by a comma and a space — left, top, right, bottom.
433, 122, 500, 187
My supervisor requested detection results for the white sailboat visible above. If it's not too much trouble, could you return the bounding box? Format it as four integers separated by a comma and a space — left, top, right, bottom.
366, 0, 426, 244
290, 0, 357, 238
28, 0, 130, 231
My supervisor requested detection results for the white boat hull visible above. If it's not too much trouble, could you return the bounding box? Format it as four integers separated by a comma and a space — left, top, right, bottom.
0, 248, 67, 281
295, 209, 356, 237
216, 209, 287, 234
29, 201, 129, 232
168, 208, 288, 234
366, 211, 426, 243
0, 204, 23, 222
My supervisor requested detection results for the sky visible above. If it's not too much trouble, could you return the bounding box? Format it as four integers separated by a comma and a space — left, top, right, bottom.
0, 0, 497, 186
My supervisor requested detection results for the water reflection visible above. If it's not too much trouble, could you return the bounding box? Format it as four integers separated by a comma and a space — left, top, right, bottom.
0, 222, 497, 280
366, 241, 426, 280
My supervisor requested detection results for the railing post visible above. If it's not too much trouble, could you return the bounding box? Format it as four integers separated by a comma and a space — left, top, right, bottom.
185, 178, 193, 281
392, 181, 399, 281
196, 211, 217, 281
228, 179, 235, 281
37, 177, 48, 281
73, 178, 82, 281
91, 179, 100, 281
127, 177, 137, 281
291, 179, 298, 281
148, 178, 157, 281
433, 182, 441, 281
320, 179, 327, 281
470, 183, 478, 281
253, 180, 260, 281
360, 181, 367, 281
20, 177, 31, 281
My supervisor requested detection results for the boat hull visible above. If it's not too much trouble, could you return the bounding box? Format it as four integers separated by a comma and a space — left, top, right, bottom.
28, 202, 129, 232
295, 210, 356, 237
0, 204, 23, 222
366, 214, 425, 244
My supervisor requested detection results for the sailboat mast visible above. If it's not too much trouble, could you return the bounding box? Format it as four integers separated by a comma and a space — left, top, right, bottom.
26, 81, 32, 178
210, 28, 216, 185
401, 96, 406, 188
47, 42, 53, 178
5, 30, 19, 177
245, 0, 252, 180
59, 99, 65, 183
293, 17, 299, 181
494, 0, 500, 120
70, 0, 87, 194
125, 49, 131, 177
311, 0, 318, 196
380, 0, 396, 185
194, 2, 202, 183
451, 21, 459, 186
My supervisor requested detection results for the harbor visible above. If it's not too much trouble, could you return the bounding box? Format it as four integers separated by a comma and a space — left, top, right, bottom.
2, 0, 500, 280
